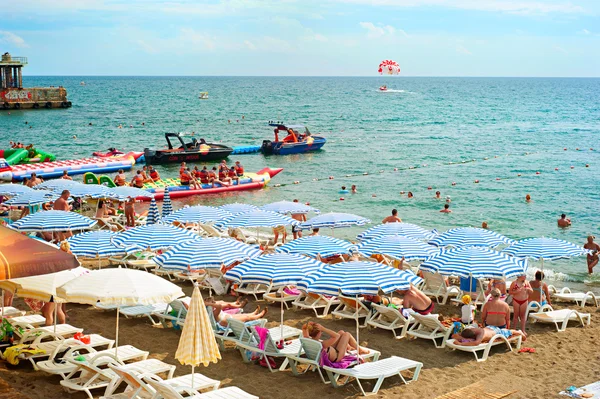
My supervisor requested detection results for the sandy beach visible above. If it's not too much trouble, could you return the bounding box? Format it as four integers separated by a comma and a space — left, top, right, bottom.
1, 270, 598, 399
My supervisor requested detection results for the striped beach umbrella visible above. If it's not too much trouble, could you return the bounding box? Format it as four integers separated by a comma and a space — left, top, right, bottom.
175, 284, 221, 389
161, 188, 173, 218
108, 186, 153, 201
66, 231, 129, 258
357, 235, 439, 261
428, 227, 514, 248
300, 212, 370, 230
216, 210, 299, 228
218, 203, 258, 215
0, 184, 33, 196
298, 261, 423, 296
225, 253, 325, 286
260, 201, 320, 215
162, 205, 232, 224
276, 236, 356, 258
154, 238, 262, 270
51, 183, 114, 199
357, 223, 438, 241
112, 224, 196, 251
502, 237, 588, 261
4, 190, 59, 206
35, 179, 79, 190
420, 247, 527, 279
11, 210, 97, 232
146, 198, 160, 225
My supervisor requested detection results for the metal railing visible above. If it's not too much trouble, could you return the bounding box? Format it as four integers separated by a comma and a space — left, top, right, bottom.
0, 56, 28, 65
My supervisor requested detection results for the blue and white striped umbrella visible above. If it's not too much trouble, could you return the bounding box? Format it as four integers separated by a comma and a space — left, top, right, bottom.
161, 188, 173, 218
146, 198, 160, 225
216, 210, 299, 228
276, 236, 356, 258
420, 247, 527, 279
218, 203, 259, 215
428, 227, 514, 248
357, 223, 438, 241
53, 183, 114, 199
225, 253, 325, 286
0, 184, 33, 196
300, 212, 370, 230
67, 231, 129, 258
503, 237, 588, 260
108, 186, 153, 200
112, 224, 196, 251
260, 201, 320, 215
357, 235, 440, 261
4, 190, 59, 206
35, 179, 79, 190
11, 210, 97, 232
162, 205, 232, 224
298, 261, 423, 296
154, 238, 262, 270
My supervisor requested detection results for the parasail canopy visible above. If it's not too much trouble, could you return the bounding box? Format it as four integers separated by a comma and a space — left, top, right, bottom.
378, 60, 401, 75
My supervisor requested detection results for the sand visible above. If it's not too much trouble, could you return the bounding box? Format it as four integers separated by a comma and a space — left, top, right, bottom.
1, 278, 599, 399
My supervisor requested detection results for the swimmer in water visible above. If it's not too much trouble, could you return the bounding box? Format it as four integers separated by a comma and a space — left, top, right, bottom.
440, 203, 452, 213
526, 194, 531, 203
482, 221, 488, 229
351, 185, 357, 194
435, 191, 441, 199
339, 186, 349, 194
557, 214, 571, 228
584, 236, 600, 274
407, 192, 414, 199
382, 209, 402, 224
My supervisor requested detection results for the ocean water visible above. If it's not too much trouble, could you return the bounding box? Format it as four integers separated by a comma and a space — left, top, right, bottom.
2, 76, 599, 290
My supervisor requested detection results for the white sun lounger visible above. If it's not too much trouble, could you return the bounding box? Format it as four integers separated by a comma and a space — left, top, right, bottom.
126, 258, 158, 273
235, 282, 273, 301
144, 375, 259, 399
245, 328, 303, 372
7, 314, 46, 328
420, 271, 461, 305
367, 304, 414, 339
102, 364, 220, 399
119, 303, 169, 325
331, 296, 372, 328
61, 354, 174, 399
21, 335, 115, 370
445, 332, 523, 362
553, 289, 599, 308
16, 324, 83, 340
0, 306, 25, 317
263, 287, 301, 310
324, 355, 423, 396
529, 308, 591, 332
155, 297, 190, 328
288, 338, 380, 384
406, 313, 453, 348
292, 292, 340, 318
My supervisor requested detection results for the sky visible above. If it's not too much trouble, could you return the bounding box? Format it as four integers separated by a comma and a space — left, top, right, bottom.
1, 0, 599, 76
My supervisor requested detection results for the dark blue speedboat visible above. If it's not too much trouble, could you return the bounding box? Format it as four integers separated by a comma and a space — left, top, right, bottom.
261, 123, 326, 155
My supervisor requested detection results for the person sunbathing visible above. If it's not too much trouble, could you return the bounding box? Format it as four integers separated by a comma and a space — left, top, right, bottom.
203, 297, 266, 327
451, 326, 526, 346
302, 322, 369, 362
481, 288, 510, 328
362, 294, 403, 308
397, 285, 434, 315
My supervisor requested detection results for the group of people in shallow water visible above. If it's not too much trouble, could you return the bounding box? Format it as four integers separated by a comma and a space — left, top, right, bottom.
178, 160, 245, 189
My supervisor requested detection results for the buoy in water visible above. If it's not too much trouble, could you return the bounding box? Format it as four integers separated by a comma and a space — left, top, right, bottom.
274, 184, 281, 187
586, 164, 590, 168
564, 148, 567, 151
496, 178, 500, 181
393, 168, 398, 171
517, 174, 522, 176
400, 191, 405, 195
571, 166, 575, 169
372, 194, 377, 197
576, 148, 580, 151
363, 172, 368, 175
451, 182, 456, 186
293, 181, 300, 184
474, 180, 480, 183
339, 197, 345, 201
536, 171, 541, 175
427, 187, 432, 190
555, 168, 559, 171
328, 176, 334, 180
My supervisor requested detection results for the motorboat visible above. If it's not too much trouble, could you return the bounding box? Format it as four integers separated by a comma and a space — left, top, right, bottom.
379, 85, 388, 91
144, 133, 232, 165
199, 92, 209, 99
261, 122, 326, 155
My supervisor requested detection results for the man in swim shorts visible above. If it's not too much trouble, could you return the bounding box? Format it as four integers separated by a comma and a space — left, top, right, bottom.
451, 326, 526, 346
557, 213, 571, 228
584, 235, 600, 274
290, 199, 306, 239
382, 209, 402, 224
397, 285, 434, 315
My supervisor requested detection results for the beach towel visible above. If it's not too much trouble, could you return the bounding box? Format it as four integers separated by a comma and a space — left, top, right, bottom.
3, 344, 46, 365
254, 326, 269, 350
283, 287, 301, 296
319, 349, 358, 369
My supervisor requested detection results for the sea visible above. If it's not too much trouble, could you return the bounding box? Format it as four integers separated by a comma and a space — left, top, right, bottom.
2, 76, 599, 291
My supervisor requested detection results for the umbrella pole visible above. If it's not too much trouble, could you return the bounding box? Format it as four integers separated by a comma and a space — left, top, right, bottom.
116, 306, 120, 357
1, 291, 4, 318
192, 365, 195, 390
355, 294, 360, 362
53, 302, 58, 334
280, 293, 284, 340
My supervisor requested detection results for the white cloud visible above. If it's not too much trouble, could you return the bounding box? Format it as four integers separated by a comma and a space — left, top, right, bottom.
580, 29, 591, 35
134, 39, 158, 54
553, 45, 568, 54
313, 33, 328, 42
0, 31, 28, 48
244, 40, 256, 50
359, 22, 406, 38
456, 45, 472, 55
180, 28, 215, 50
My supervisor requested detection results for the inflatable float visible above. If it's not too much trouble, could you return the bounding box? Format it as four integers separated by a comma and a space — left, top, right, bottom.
0, 153, 138, 182
83, 167, 283, 201
0, 148, 56, 165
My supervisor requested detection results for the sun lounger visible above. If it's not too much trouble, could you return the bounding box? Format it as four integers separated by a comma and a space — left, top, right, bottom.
529, 308, 591, 332
61, 354, 174, 399
420, 271, 461, 305
331, 296, 372, 327
246, 328, 303, 372
8, 314, 46, 328
119, 303, 168, 325
449, 279, 487, 308
367, 304, 414, 339
406, 313, 453, 348
22, 335, 115, 370
553, 289, 599, 308
155, 297, 190, 328
287, 338, 380, 384
445, 331, 523, 362
292, 292, 340, 318
144, 375, 259, 399
198, 224, 229, 238
126, 258, 158, 272
15, 324, 83, 340
0, 306, 25, 317
324, 355, 422, 396
102, 364, 220, 398
234, 282, 273, 301
263, 286, 301, 309
559, 380, 600, 398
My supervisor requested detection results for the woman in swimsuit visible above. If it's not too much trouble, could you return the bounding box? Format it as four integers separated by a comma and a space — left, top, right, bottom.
203, 297, 267, 327
481, 288, 510, 328
302, 322, 369, 362
485, 278, 507, 298
528, 270, 551, 308
124, 198, 135, 227
509, 274, 533, 332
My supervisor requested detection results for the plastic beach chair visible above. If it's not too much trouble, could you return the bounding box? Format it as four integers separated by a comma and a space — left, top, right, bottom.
292, 292, 340, 318
367, 304, 415, 339
529, 307, 591, 332
445, 331, 523, 362
406, 313, 453, 348
331, 296, 372, 328
144, 375, 259, 399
